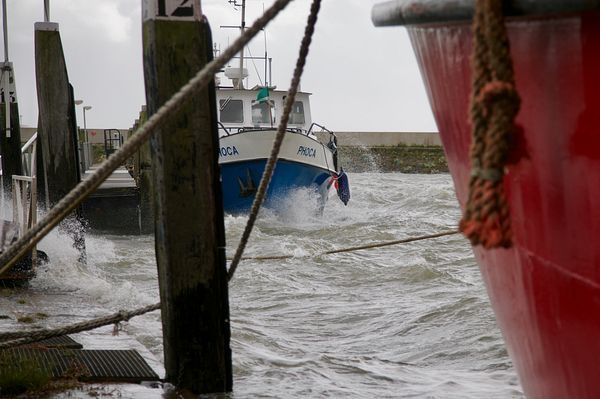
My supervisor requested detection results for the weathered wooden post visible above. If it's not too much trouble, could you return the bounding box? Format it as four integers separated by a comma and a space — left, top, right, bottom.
34, 15, 86, 262
142, 0, 232, 393
0, 0, 23, 195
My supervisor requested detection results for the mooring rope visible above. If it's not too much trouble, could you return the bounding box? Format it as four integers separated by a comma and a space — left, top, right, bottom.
0, 303, 160, 349
235, 230, 459, 261
0, 0, 295, 275
227, 0, 322, 282
0, 228, 457, 349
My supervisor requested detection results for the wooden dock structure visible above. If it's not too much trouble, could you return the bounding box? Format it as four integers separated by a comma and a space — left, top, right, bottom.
80, 165, 141, 234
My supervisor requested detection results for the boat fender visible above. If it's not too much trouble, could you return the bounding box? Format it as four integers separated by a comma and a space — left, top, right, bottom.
332, 168, 350, 205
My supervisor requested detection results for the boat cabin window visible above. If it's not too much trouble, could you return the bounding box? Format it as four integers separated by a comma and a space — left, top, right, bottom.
289, 101, 305, 125
219, 99, 244, 123
252, 100, 275, 125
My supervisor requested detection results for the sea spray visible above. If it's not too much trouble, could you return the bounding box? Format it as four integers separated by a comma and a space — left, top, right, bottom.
1, 173, 522, 398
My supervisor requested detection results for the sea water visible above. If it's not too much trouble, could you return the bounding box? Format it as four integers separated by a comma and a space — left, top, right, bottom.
0, 173, 523, 398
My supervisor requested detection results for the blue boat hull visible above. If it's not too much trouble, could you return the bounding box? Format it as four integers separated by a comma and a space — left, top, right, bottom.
221, 159, 332, 214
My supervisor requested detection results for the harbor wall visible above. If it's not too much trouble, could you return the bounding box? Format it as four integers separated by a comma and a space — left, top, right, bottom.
337, 145, 448, 173
321, 131, 442, 147
315, 131, 447, 173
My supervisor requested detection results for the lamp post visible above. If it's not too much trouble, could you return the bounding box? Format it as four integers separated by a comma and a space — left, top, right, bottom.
83, 105, 92, 143
44, 0, 50, 22
74, 99, 83, 141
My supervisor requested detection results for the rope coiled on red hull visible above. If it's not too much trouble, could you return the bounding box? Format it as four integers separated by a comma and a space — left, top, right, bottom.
459, 0, 521, 249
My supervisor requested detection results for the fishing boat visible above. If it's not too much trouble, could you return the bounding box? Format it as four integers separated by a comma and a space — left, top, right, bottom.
216, 76, 346, 214
372, 1, 600, 398
215, 4, 348, 214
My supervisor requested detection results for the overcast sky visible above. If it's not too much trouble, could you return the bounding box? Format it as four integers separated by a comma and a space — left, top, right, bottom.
5, 0, 437, 132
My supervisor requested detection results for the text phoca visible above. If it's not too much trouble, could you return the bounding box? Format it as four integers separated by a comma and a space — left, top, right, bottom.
219, 146, 240, 157
297, 146, 317, 158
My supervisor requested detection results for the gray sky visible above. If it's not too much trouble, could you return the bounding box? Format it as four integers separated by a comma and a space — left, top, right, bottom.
5, 0, 437, 132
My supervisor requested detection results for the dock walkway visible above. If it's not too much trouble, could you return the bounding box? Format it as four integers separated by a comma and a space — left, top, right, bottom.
82, 165, 137, 190
81, 165, 141, 234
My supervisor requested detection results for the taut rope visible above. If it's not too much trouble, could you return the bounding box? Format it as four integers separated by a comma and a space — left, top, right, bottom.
236, 230, 458, 261
0, 228, 458, 349
0, 303, 160, 349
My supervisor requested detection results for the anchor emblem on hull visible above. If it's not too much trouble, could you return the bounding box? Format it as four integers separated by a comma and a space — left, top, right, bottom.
237, 169, 257, 198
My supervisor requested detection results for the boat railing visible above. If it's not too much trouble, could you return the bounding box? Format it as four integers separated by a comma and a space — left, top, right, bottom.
308, 122, 337, 145
308, 122, 336, 138
371, 0, 600, 27
218, 122, 231, 136
307, 122, 338, 169
226, 126, 306, 135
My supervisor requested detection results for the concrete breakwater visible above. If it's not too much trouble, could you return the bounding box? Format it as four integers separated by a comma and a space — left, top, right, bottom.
315, 131, 448, 173
339, 145, 448, 173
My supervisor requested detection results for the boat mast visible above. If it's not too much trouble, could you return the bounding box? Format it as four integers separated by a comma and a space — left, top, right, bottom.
263, 3, 268, 87
44, 0, 50, 22
237, 0, 246, 89
2, 0, 8, 61
2, 0, 10, 136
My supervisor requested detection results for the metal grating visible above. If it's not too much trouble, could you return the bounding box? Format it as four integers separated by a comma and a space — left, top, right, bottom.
1, 348, 159, 383
33, 335, 83, 349
77, 350, 159, 382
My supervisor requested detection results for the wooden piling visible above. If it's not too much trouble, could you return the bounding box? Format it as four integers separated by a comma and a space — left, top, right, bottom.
34, 22, 79, 205
142, 1, 232, 394
135, 106, 155, 234
0, 62, 23, 194
34, 22, 86, 262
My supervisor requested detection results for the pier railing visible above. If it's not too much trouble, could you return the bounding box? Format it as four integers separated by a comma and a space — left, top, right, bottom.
79, 141, 94, 173
11, 132, 38, 265
20, 132, 38, 177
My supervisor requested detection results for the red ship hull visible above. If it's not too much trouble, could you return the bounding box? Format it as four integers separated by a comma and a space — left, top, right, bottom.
375, 5, 600, 399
